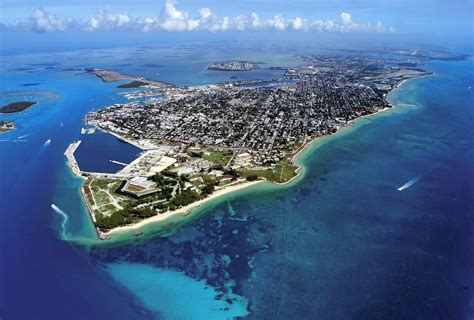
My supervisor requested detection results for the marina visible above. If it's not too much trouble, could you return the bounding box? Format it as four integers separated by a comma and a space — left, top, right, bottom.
73, 131, 142, 174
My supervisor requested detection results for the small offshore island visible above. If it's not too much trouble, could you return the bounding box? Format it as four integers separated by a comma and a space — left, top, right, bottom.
207, 61, 255, 71
0, 101, 37, 114
0, 120, 15, 133
66, 52, 436, 239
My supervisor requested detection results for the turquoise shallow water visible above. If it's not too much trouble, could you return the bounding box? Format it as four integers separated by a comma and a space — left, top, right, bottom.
107, 263, 249, 319
89, 60, 474, 319
0, 36, 473, 319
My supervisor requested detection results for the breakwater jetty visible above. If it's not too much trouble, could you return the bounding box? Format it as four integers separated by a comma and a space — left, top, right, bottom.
64, 141, 82, 176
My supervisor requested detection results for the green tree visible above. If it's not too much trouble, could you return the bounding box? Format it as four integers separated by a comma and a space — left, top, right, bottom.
246, 175, 258, 181
201, 183, 215, 195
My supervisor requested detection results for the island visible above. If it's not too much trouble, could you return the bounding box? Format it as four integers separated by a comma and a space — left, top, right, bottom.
68, 67, 175, 89
0, 120, 15, 133
66, 53, 433, 238
207, 61, 255, 71
117, 80, 151, 89
0, 101, 36, 114
86, 68, 175, 89
322, 47, 470, 61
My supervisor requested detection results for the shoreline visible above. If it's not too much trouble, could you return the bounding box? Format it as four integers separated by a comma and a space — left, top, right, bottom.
80, 184, 106, 240
100, 107, 407, 238
103, 179, 264, 237
0, 124, 15, 134
85, 68, 175, 88
99, 103, 391, 238
100, 128, 160, 151
64, 141, 83, 176
68, 70, 433, 241
279, 72, 434, 186
0, 101, 37, 114
285, 108, 394, 185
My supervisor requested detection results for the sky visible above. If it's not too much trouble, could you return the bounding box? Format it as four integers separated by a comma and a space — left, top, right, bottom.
0, 0, 473, 50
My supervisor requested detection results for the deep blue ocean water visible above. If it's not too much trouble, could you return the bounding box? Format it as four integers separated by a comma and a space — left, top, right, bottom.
0, 36, 473, 319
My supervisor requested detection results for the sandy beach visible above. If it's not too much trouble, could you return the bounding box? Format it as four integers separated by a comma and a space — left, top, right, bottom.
103, 179, 264, 237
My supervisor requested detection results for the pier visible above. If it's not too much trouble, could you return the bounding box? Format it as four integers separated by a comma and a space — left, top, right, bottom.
109, 159, 128, 166
64, 141, 82, 176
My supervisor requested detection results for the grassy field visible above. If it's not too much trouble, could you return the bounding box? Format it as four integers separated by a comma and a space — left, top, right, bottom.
82, 179, 128, 217
240, 162, 298, 183
202, 148, 233, 167
82, 159, 298, 231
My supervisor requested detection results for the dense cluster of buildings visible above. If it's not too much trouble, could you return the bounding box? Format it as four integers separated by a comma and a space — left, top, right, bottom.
207, 61, 255, 71
86, 55, 429, 167
74, 54, 435, 233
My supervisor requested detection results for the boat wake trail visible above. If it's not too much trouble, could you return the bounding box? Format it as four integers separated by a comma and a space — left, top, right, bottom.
51, 204, 69, 240
0, 139, 27, 143
42, 139, 51, 149
397, 175, 422, 191
18, 134, 30, 139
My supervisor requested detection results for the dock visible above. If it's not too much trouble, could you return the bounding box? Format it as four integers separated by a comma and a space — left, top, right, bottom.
109, 160, 128, 166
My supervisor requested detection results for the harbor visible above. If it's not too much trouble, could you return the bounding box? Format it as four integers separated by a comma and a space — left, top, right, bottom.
73, 131, 142, 174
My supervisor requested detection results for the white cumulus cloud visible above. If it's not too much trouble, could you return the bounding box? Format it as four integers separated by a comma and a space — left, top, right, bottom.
83, 7, 134, 32
14, 8, 76, 32
8, 1, 396, 33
